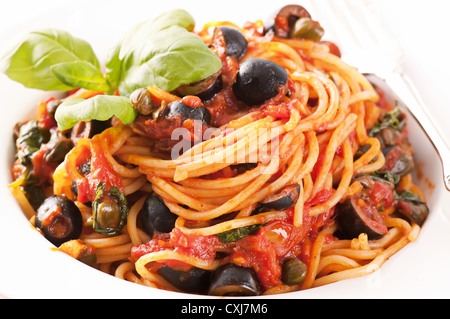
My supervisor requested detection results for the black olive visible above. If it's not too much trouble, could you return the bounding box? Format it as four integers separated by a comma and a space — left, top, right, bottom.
35, 195, 83, 247
396, 190, 429, 226
208, 264, 262, 296
161, 100, 212, 125
264, 5, 312, 37
70, 119, 110, 144
174, 72, 223, 102
382, 146, 415, 177
158, 266, 211, 294
233, 58, 288, 106
139, 195, 178, 236
197, 75, 223, 101
260, 184, 300, 211
43, 130, 73, 163
337, 196, 388, 240
213, 26, 248, 60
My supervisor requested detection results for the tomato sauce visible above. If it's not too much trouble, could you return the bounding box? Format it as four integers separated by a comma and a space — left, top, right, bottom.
65, 131, 123, 203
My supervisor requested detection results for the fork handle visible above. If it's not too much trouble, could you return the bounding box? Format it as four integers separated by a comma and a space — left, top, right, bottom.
384, 71, 450, 192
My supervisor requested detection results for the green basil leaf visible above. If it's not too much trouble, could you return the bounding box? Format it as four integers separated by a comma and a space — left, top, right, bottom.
16, 121, 48, 165
395, 189, 425, 204
105, 9, 195, 91
369, 106, 404, 137
0, 28, 103, 91
55, 95, 137, 131
149, 8, 195, 32
215, 223, 267, 243
51, 61, 109, 92
106, 9, 222, 96
119, 26, 222, 96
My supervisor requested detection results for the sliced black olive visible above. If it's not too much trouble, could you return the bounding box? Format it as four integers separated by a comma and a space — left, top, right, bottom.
260, 184, 300, 210
382, 145, 415, 177
35, 195, 83, 247
70, 119, 111, 143
158, 266, 211, 294
264, 5, 312, 38
197, 75, 223, 101
233, 58, 288, 106
44, 130, 73, 163
337, 196, 388, 240
396, 190, 429, 226
130, 88, 155, 116
281, 258, 307, 285
208, 264, 261, 296
161, 100, 212, 125
174, 72, 223, 102
139, 195, 178, 236
213, 26, 248, 60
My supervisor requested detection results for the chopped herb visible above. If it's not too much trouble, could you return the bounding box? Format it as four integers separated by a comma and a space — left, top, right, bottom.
215, 223, 267, 243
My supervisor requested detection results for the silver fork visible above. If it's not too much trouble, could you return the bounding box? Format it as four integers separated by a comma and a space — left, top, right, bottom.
306, 0, 450, 191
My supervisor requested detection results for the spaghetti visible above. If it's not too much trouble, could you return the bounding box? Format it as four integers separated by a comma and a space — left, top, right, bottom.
9, 5, 429, 295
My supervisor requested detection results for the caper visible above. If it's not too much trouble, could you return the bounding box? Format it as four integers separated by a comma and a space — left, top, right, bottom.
130, 88, 154, 115
96, 201, 121, 230
281, 258, 307, 285
289, 17, 324, 42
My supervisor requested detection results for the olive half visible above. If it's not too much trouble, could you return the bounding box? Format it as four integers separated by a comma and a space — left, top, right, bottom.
139, 195, 178, 236
260, 184, 300, 211
35, 195, 83, 247
213, 26, 248, 60
158, 266, 211, 294
337, 196, 388, 240
208, 263, 261, 296
160, 100, 212, 126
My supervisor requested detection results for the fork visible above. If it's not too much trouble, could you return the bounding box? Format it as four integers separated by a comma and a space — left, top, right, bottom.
306, 0, 450, 191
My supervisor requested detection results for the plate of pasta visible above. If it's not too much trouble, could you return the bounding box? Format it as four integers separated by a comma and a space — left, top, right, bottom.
0, 0, 449, 299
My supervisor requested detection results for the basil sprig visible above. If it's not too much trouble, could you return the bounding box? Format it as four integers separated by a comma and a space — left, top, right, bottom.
0, 9, 222, 130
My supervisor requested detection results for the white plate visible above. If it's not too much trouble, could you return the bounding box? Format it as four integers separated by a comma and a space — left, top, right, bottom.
1, 0, 449, 299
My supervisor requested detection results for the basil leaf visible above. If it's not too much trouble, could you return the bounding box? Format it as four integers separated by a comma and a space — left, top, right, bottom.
149, 8, 195, 32
105, 9, 195, 91
356, 170, 400, 186
215, 223, 267, 243
51, 61, 109, 92
396, 190, 425, 204
0, 28, 103, 91
106, 9, 222, 96
16, 121, 48, 165
369, 106, 404, 137
55, 95, 137, 131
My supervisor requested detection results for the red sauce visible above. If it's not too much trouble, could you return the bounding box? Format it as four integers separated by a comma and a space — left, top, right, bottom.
66, 131, 123, 203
